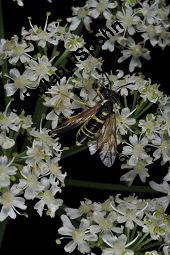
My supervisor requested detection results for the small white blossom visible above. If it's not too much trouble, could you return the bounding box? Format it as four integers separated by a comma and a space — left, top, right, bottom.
58, 215, 98, 253
44, 77, 75, 129
22, 15, 60, 48
116, 107, 136, 135
0, 185, 27, 221
88, 0, 117, 20
64, 33, 84, 51
34, 178, 63, 217
65, 199, 94, 219
0, 102, 20, 133
118, 38, 151, 72
16, 165, 44, 200
0, 156, 17, 188
25, 55, 56, 83
122, 135, 149, 166
0, 132, 15, 149
149, 181, 170, 211
102, 233, 134, 255
152, 134, 170, 163
7, 35, 33, 64
138, 114, 160, 139
116, 6, 141, 36
5, 68, 37, 100
67, 6, 92, 31
121, 158, 152, 186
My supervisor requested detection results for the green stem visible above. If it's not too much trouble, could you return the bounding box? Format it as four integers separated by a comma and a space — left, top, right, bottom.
53, 49, 70, 67
133, 100, 147, 117
131, 91, 138, 111
130, 224, 137, 241
61, 144, 88, 160
125, 227, 130, 242
32, 97, 46, 128
135, 102, 153, 119
140, 240, 162, 251
65, 179, 159, 193
133, 233, 149, 251
123, 95, 128, 108
137, 237, 158, 250
0, 220, 7, 248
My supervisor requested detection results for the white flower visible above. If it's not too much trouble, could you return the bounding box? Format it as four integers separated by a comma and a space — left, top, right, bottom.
152, 134, 170, 163
138, 114, 160, 139
44, 77, 75, 129
116, 6, 141, 35
102, 233, 134, 255
76, 55, 102, 79
64, 33, 84, 51
0, 132, 15, 149
19, 113, 33, 129
139, 83, 163, 103
149, 181, 170, 211
116, 107, 136, 135
118, 38, 151, 72
156, 26, 170, 49
25, 55, 56, 83
29, 127, 62, 156
5, 68, 37, 100
160, 109, 170, 137
34, 180, 63, 217
58, 215, 98, 253
0, 102, 20, 133
122, 135, 149, 166
41, 157, 66, 184
0, 156, 17, 188
138, 24, 159, 46
120, 158, 152, 186
7, 35, 33, 64
26, 140, 52, 166
0, 185, 27, 221
67, 6, 92, 31
65, 199, 93, 219
16, 165, 44, 200
90, 211, 123, 235
143, 208, 168, 240
22, 15, 60, 48
88, 0, 117, 20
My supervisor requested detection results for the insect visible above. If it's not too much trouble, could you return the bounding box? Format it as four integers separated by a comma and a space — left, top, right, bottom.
51, 76, 121, 167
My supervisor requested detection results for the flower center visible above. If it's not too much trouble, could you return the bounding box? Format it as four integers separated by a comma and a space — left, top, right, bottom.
15, 76, 27, 89
1, 191, 14, 205
72, 229, 85, 243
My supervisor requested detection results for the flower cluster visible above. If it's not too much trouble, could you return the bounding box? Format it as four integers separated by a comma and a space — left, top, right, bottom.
67, 0, 170, 72
57, 195, 170, 254
0, 113, 66, 221
0, 0, 169, 223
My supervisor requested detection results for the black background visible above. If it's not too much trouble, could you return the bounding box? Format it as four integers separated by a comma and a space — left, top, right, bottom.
0, 0, 170, 254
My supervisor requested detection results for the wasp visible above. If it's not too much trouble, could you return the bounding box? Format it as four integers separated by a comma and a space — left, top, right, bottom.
51, 73, 121, 167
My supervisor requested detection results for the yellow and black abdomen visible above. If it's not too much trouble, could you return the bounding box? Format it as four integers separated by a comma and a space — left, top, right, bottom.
76, 100, 113, 145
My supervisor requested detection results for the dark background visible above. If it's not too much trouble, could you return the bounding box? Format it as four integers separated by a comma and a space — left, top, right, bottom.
0, 0, 170, 254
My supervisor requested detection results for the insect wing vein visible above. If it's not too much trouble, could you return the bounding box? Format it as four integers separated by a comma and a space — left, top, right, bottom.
98, 114, 117, 167
52, 104, 100, 134
88, 114, 117, 167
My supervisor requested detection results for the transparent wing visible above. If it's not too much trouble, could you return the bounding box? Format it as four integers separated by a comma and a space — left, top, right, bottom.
88, 114, 117, 167
51, 104, 100, 134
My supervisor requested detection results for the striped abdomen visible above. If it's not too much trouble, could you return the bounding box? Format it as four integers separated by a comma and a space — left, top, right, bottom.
76, 100, 113, 145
